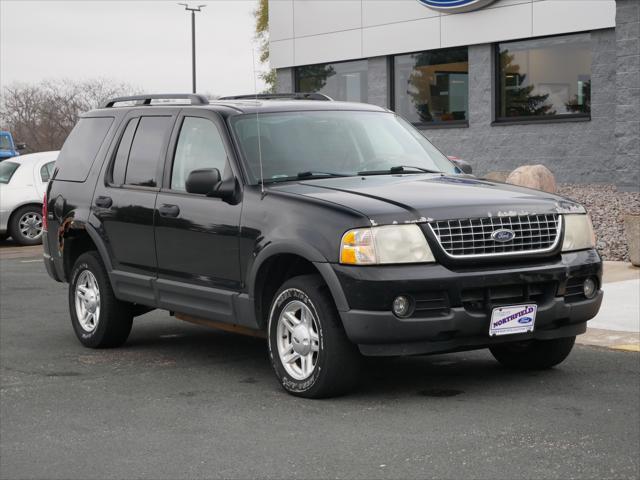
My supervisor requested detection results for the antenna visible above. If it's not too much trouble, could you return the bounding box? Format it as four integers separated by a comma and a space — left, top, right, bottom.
250, 47, 265, 195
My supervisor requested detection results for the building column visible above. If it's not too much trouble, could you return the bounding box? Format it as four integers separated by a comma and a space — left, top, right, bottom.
367, 56, 389, 108
615, 0, 640, 191
275, 68, 294, 93
468, 44, 493, 127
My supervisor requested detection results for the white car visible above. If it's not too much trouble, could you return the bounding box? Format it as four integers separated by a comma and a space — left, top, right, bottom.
0, 151, 58, 245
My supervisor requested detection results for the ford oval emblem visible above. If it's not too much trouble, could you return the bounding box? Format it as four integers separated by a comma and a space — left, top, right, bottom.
491, 229, 516, 243
417, 0, 497, 13
518, 317, 533, 324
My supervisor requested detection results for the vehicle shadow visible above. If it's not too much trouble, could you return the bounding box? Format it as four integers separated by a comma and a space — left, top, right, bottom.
122, 314, 568, 400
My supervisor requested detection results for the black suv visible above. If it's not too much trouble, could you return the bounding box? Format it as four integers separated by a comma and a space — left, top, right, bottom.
43, 93, 603, 398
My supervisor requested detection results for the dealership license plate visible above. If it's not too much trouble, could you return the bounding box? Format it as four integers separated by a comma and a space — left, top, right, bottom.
489, 304, 537, 336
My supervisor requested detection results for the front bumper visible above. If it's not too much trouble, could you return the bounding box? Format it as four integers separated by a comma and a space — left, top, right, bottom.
332, 249, 603, 356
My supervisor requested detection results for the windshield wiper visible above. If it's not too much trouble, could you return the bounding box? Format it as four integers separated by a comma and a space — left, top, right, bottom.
358, 165, 442, 176
297, 171, 351, 179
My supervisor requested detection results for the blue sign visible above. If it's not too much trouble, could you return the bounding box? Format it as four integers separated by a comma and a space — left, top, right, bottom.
418, 0, 497, 13
518, 317, 533, 324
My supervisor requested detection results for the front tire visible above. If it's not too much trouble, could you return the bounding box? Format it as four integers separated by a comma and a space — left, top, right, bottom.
490, 336, 576, 370
69, 251, 133, 348
9, 205, 44, 245
267, 275, 361, 398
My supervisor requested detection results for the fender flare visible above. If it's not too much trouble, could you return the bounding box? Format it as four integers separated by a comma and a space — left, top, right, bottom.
60, 220, 114, 277
84, 223, 114, 273
247, 241, 349, 312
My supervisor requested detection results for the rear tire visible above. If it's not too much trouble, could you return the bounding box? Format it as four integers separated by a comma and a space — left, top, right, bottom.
9, 205, 44, 246
69, 251, 133, 348
267, 274, 361, 398
490, 336, 576, 370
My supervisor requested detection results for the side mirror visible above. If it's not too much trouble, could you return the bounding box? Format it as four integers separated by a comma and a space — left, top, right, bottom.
15, 143, 26, 151
186, 168, 221, 195
185, 168, 235, 199
448, 156, 472, 175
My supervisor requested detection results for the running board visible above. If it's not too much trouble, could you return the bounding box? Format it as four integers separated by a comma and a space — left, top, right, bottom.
174, 313, 266, 339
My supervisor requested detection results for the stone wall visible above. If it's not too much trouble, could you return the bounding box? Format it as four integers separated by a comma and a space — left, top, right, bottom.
425, 31, 620, 186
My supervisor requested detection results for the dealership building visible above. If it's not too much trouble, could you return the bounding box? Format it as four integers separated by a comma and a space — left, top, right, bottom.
268, 0, 639, 189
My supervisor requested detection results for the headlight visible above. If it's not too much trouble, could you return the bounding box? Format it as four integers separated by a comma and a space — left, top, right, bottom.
562, 214, 596, 252
340, 224, 435, 265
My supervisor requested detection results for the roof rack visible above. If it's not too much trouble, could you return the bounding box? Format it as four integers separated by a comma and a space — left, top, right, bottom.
102, 94, 209, 108
218, 92, 333, 101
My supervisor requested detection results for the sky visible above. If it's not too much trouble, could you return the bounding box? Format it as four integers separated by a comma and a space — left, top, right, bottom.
0, 0, 267, 96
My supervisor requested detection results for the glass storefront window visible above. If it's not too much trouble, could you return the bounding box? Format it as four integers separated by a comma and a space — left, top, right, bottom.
496, 33, 591, 121
393, 47, 468, 126
295, 60, 368, 102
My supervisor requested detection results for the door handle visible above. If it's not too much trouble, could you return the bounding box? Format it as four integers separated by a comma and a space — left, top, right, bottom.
94, 196, 113, 208
159, 204, 180, 218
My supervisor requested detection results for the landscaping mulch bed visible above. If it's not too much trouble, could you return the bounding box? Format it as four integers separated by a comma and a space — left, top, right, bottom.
558, 184, 640, 261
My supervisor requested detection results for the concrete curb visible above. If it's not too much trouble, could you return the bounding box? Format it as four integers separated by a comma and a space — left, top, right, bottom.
577, 328, 640, 352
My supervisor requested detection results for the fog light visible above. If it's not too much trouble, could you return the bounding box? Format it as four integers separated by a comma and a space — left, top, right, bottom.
392, 295, 412, 317
583, 277, 597, 299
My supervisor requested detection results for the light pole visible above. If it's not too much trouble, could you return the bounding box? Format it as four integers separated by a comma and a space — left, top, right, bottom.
178, 3, 206, 93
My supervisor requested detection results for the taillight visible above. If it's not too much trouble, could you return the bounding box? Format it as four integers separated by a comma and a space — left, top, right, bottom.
42, 193, 48, 231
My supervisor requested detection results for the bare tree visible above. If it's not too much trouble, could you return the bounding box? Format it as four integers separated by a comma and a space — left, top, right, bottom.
0, 79, 138, 153
253, 0, 276, 93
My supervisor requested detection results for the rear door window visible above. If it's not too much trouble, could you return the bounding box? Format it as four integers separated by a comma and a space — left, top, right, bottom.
40, 161, 56, 182
124, 116, 172, 187
110, 118, 139, 185
0, 161, 19, 184
55, 117, 113, 182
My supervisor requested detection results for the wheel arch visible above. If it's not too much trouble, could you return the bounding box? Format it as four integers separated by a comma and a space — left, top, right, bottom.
249, 243, 349, 330
7, 201, 43, 227
60, 221, 113, 282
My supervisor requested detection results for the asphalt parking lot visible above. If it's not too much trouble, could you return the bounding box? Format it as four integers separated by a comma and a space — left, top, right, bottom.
1, 244, 639, 480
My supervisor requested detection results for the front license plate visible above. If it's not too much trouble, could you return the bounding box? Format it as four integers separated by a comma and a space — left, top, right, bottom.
489, 304, 537, 336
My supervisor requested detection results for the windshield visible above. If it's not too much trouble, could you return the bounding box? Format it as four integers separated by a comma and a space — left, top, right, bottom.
0, 161, 20, 184
231, 111, 457, 184
0, 136, 11, 150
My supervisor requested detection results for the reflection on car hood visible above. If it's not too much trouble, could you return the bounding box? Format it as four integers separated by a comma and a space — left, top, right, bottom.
271, 174, 584, 224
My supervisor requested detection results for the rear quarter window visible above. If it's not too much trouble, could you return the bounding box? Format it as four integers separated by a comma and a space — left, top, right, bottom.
0, 161, 20, 184
55, 117, 114, 182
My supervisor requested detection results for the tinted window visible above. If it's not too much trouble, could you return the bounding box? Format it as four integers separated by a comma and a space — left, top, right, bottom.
171, 117, 228, 192
497, 33, 591, 120
296, 60, 368, 102
394, 47, 468, 125
0, 161, 19, 184
111, 118, 139, 185
232, 111, 456, 184
55, 117, 113, 181
40, 161, 56, 182
125, 116, 172, 187
0, 136, 11, 150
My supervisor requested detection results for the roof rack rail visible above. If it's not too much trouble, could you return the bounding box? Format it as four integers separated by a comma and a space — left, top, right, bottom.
218, 92, 333, 101
102, 94, 209, 108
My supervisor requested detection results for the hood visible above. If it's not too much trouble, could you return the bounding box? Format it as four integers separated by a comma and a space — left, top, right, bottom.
271, 174, 584, 225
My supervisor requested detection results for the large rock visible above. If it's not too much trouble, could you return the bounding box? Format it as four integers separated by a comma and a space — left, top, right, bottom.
506, 165, 557, 193
624, 214, 640, 266
483, 171, 511, 183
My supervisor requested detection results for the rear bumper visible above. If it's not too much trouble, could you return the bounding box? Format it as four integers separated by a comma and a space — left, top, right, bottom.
42, 231, 64, 282
332, 249, 603, 356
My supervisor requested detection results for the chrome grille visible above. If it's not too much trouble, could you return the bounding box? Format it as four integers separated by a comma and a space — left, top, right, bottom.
428, 214, 562, 258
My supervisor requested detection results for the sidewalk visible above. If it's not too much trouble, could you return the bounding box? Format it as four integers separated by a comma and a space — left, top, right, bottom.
577, 261, 640, 351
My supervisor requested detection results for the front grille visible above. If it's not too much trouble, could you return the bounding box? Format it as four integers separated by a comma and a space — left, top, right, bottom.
413, 291, 450, 317
428, 214, 561, 258
461, 282, 556, 313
